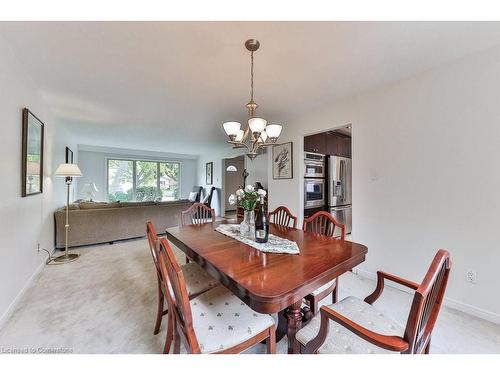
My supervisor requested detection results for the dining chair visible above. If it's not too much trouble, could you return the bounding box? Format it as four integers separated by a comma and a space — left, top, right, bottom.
180, 203, 215, 263
297, 250, 451, 354
181, 202, 215, 226
268, 206, 297, 228
157, 237, 276, 354
146, 221, 218, 353
302, 211, 346, 314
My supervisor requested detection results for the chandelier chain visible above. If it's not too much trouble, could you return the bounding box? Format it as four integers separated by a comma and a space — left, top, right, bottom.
250, 50, 254, 102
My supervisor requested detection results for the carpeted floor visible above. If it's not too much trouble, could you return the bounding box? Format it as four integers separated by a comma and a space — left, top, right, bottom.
0, 237, 499, 354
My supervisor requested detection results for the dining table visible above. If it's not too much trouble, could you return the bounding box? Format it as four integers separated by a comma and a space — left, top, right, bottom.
166, 219, 368, 354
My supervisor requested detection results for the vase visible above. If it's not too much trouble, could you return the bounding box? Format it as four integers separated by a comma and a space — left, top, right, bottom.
240, 210, 255, 240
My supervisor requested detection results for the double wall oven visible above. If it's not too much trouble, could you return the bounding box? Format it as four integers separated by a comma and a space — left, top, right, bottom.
304, 152, 326, 209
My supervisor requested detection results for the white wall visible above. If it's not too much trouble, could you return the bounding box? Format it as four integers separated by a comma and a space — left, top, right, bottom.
77, 146, 198, 202
245, 150, 269, 189
197, 148, 244, 216
0, 36, 76, 325
267, 45, 500, 323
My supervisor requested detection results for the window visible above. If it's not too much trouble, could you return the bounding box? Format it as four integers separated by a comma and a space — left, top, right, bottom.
108, 160, 133, 202
107, 159, 180, 202
136, 161, 158, 201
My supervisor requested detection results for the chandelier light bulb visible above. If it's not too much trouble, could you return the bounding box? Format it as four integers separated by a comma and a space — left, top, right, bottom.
248, 117, 267, 133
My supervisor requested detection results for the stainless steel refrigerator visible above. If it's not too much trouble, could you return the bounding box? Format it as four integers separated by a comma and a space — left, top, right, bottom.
328, 156, 352, 237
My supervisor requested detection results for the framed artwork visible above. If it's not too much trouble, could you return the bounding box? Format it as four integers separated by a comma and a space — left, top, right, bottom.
22, 108, 45, 197
206, 162, 213, 185
272, 142, 293, 179
65, 147, 73, 163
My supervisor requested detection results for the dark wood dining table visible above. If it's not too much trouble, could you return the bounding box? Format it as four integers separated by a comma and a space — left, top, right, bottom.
166, 220, 368, 354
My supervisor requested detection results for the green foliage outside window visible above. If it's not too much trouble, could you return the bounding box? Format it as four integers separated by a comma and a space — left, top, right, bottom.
107, 159, 180, 202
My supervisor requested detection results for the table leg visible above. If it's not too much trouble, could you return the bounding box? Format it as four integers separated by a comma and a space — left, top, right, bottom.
287, 300, 303, 354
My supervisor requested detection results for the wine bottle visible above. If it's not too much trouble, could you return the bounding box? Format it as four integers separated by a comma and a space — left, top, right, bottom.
255, 196, 269, 243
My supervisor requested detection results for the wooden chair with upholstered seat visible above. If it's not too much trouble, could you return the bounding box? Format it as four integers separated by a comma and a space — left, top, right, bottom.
297, 249, 451, 354
146, 221, 218, 353
302, 211, 346, 314
181, 202, 215, 226
180, 203, 215, 263
268, 206, 297, 229
157, 237, 276, 354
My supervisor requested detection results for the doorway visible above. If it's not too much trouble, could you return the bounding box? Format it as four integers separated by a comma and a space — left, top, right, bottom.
222, 155, 245, 217
302, 124, 352, 237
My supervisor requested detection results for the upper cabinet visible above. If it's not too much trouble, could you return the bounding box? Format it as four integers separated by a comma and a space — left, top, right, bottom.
326, 132, 351, 158
304, 133, 327, 154
306, 131, 351, 158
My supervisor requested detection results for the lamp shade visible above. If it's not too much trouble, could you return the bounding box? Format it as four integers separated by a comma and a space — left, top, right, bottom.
248, 117, 267, 133
55, 163, 82, 177
223, 121, 241, 136
235, 129, 244, 142
259, 129, 268, 142
266, 124, 282, 138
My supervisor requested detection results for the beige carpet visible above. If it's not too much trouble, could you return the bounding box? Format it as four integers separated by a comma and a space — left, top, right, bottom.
0, 237, 499, 354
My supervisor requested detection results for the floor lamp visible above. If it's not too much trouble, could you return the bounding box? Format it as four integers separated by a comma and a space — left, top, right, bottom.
54, 163, 82, 263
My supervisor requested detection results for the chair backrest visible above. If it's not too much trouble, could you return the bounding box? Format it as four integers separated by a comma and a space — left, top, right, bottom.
403, 250, 451, 353
268, 206, 297, 229
146, 221, 161, 277
181, 203, 215, 226
158, 237, 200, 353
302, 211, 346, 239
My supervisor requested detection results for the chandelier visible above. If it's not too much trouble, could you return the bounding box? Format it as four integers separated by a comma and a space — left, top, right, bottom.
222, 39, 283, 160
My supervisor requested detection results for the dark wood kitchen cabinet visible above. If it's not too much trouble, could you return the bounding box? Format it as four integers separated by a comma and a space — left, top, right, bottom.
342, 135, 352, 158
327, 132, 351, 158
305, 131, 351, 157
304, 133, 327, 154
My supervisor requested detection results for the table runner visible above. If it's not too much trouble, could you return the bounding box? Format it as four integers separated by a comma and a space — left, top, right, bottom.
215, 224, 300, 255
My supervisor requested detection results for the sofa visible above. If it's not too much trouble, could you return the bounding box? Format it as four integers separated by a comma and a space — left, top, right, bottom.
54, 200, 192, 248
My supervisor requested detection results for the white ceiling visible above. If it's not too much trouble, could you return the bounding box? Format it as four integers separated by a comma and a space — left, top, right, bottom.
2, 21, 500, 155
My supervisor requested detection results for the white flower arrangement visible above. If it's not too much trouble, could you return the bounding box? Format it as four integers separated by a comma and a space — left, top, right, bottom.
228, 185, 266, 211
228, 194, 237, 206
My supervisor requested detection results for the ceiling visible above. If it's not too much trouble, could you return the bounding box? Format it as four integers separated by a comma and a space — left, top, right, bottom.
2, 22, 500, 155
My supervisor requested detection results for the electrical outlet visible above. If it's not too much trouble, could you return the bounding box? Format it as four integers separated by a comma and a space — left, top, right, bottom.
466, 270, 477, 284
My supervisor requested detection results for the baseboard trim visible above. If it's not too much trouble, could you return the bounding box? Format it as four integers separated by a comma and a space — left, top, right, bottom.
0, 256, 47, 330
443, 297, 500, 325
354, 268, 500, 325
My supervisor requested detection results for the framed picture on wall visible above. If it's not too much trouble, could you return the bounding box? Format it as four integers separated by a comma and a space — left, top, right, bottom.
272, 142, 293, 179
22, 108, 44, 197
65, 147, 73, 163
206, 162, 213, 185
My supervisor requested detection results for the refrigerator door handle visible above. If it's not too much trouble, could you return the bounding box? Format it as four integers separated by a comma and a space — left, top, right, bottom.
340, 159, 345, 203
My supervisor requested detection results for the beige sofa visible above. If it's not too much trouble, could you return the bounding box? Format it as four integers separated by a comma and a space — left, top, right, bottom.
54, 200, 192, 248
